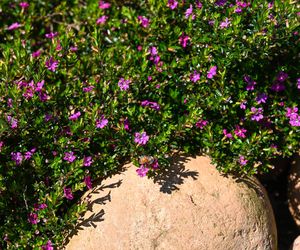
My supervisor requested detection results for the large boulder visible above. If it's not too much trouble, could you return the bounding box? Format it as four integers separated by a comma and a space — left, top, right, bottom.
288, 155, 300, 228
66, 155, 277, 250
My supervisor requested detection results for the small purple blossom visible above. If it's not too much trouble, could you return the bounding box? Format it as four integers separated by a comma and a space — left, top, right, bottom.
215, 0, 227, 6
276, 71, 288, 82
220, 18, 231, 29
134, 132, 149, 145
250, 107, 264, 121
149, 46, 158, 56
32, 50, 41, 58
196, 1, 203, 9
240, 101, 247, 110
136, 165, 149, 177
24, 148, 36, 160
195, 119, 208, 129
63, 152, 76, 163
118, 78, 131, 91
96, 115, 108, 128
63, 187, 74, 200
83, 86, 94, 92
297, 78, 300, 89
45, 32, 58, 39
286, 107, 300, 127
239, 156, 248, 166
11, 152, 23, 165
185, 4, 195, 20
138, 16, 150, 28
8, 22, 21, 30
256, 93, 268, 104
45, 57, 59, 72
83, 156, 93, 167
244, 75, 257, 91
270, 82, 285, 92
141, 100, 160, 111
0, 141, 4, 152
42, 240, 54, 250
28, 213, 38, 224
179, 33, 190, 48
167, 0, 178, 10
69, 111, 81, 121
19, 2, 29, 9
96, 15, 108, 24
124, 118, 130, 131
99, 1, 111, 9
6, 115, 18, 129
190, 70, 201, 83
207, 66, 217, 79
84, 176, 92, 189
223, 129, 233, 139
234, 125, 247, 138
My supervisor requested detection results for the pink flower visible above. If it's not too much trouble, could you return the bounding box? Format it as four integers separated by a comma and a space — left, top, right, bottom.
196, 1, 203, 8
234, 125, 247, 138
45, 32, 58, 39
250, 107, 264, 122
83, 156, 93, 166
138, 16, 150, 28
239, 156, 248, 166
99, 1, 111, 9
11, 152, 23, 165
220, 18, 231, 29
8, 22, 21, 30
63, 187, 74, 200
124, 118, 130, 131
84, 176, 92, 189
185, 4, 195, 19
42, 240, 54, 250
240, 101, 247, 110
190, 70, 201, 83
136, 165, 149, 177
141, 100, 160, 111
96, 115, 108, 128
63, 152, 76, 163
96, 15, 108, 24
19, 2, 29, 9
28, 213, 38, 224
0, 141, 4, 152
244, 75, 256, 90
297, 78, 300, 89
134, 132, 149, 145
223, 129, 233, 139
195, 119, 208, 129
24, 148, 36, 160
70, 46, 78, 52
118, 78, 131, 91
32, 49, 41, 58
207, 66, 217, 79
83, 86, 94, 92
179, 33, 190, 48
6, 115, 18, 129
167, 0, 178, 10
69, 111, 81, 121
45, 57, 59, 72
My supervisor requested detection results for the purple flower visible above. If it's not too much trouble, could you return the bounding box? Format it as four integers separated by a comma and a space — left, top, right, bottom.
136, 165, 149, 177
234, 125, 247, 138
134, 132, 149, 145
208, 20, 215, 26
63, 152, 76, 163
96, 15, 108, 24
45, 32, 58, 39
6, 115, 18, 129
149, 46, 158, 56
276, 71, 288, 82
83, 86, 94, 92
239, 156, 248, 166
42, 240, 54, 250
207, 66, 217, 79
223, 129, 233, 139
297, 78, 300, 89
69, 111, 81, 121
11, 152, 23, 165
244, 75, 256, 91
286, 107, 300, 127
84, 176, 92, 189
124, 118, 130, 131
70, 46, 78, 52
141, 100, 160, 111
195, 119, 208, 129
250, 107, 264, 121
185, 4, 195, 20
268, 2, 274, 9
0, 141, 4, 152
167, 0, 178, 9
35, 80, 45, 92
44, 113, 53, 122
96, 115, 108, 128
256, 93, 268, 104
196, 1, 203, 9
270, 82, 285, 92
286, 107, 298, 118
24, 148, 36, 160
190, 70, 201, 83
215, 0, 227, 6
28, 213, 38, 224
39, 203, 47, 210
45, 57, 59, 72
63, 187, 74, 200
7, 22, 21, 30
39, 92, 49, 102
220, 18, 231, 29
179, 33, 190, 48
99, 1, 111, 9
19, 2, 29, 8
240, 101, 247, 110
138, 16, 150, 28
83, 156, 93, 166
118, 78, 131, 91
32, 50, 41, 58
289, 115, 300, 127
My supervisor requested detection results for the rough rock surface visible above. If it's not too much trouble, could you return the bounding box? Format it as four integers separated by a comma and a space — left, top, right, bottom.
288, 155, 300, 228
66, 155, 277, 250
291, 236, 300, 250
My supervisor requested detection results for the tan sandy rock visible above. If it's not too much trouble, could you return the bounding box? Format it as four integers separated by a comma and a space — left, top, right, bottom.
288, 155, 300, 228
291, 236, 300, 250
65, 155, 277, 250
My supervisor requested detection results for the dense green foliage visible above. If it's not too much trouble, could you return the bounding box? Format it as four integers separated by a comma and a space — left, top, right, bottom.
0, 0, 299, 248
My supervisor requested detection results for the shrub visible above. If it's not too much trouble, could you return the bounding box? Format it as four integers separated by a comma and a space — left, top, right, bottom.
0, 0, 299, 248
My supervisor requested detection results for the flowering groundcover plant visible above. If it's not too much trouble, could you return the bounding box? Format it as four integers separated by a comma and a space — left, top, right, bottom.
0, 0, 299, 248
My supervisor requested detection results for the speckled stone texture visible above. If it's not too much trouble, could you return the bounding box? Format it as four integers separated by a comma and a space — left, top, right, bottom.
65, 155, 277, 250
